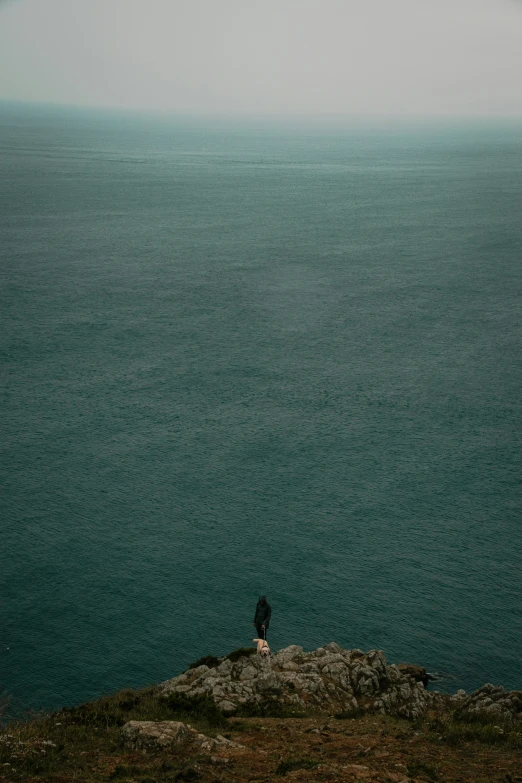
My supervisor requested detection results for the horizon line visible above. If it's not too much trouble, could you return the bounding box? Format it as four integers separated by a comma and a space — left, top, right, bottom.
2, 98, 522, 123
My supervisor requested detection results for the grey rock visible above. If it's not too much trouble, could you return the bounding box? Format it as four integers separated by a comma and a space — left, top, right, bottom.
323, 642, 343, 654
387, 665, 402, 684
189, 665, 209, 678
218, 699, 238, 713
157, 643, 439, 720
450, 689, 467, 702
121, 720, 191, 750
215, 734, 245, 748
371, 673, 431, 721
454, 685, 522, 723
257, 673, 282, 695
217, 659, 233, 675
277, 645, 304, 657
397, 663, 432, 687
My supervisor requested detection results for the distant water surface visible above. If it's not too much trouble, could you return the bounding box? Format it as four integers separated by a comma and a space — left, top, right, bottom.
1, 104, 521, 710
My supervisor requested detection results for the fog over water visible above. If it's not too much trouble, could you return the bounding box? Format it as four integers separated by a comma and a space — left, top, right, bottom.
0, 0, 521, 115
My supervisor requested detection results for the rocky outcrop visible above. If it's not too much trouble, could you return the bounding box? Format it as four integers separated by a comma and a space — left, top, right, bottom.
372, 663, 430, 720
122, 720, 191, 751
396, 663, 433, 688
451, 683, 522, 723
158, 642, 431, 721
121, 720, 245, 753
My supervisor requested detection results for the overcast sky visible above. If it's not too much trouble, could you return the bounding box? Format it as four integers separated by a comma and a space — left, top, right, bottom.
0, 0, 521, 115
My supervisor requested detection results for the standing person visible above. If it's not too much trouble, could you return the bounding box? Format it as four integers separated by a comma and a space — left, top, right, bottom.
253, 595, 271, 639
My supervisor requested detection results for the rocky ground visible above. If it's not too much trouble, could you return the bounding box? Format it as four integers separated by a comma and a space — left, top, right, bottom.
0, 644, 521, 783
158, 643, 522, 725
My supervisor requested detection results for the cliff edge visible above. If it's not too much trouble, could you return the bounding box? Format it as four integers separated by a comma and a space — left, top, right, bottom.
159, 642, 522, 725
1, 643, 521, 783
160, 643, 429, 720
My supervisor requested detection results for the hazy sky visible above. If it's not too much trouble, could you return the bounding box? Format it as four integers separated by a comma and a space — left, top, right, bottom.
0, 0, 521, 115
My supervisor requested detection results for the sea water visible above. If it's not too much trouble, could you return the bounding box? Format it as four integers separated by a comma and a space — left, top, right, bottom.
1, 103, 521, 711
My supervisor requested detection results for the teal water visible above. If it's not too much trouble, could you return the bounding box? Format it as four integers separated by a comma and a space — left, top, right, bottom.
1, 104, 521, 711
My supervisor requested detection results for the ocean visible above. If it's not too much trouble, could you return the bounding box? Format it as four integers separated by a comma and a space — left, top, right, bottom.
1, 103, 521, 711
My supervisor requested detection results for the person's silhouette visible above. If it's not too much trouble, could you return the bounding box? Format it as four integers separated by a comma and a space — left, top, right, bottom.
253, 595, 271, 639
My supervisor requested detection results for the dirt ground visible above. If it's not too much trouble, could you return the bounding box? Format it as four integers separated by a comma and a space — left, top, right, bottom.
184, 714, 522, 783
1, 706, 521, 782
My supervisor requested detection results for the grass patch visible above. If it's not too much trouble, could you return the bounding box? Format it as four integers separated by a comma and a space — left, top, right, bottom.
0, 687, 230, 780
426, 714, 522, 748
232, 699, 307, 719
187, 655, 221, 670
186, 646, 257, 671
275, 756, 319, 776
174, 766, 202, 781
334, 706, 366, 720
56, 688, 227, 732
453, 707, 520, 726
109, 763, 146, 779
163, 693, 228, 730
58, 687, 162, 728
184, 646, 256, 673
228, 718, 262, 732
0, 690, 12, 726
407, 759, 440, 780
225, 647, 256, 663
443, 722, 522, 747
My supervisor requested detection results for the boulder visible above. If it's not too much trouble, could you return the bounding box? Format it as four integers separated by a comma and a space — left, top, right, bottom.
121, 720, 191, 750
158, 644, 435, 720
372, 678, 430, 721
453, 684, 522, 723
397, 663, 433, 688
121, 720, 245, 753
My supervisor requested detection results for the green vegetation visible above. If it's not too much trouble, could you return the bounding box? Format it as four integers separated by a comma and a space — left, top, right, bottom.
163, 693, 227, 730
225, 647, 256, 663
0, 690, 11, 726
1, 673, 522, 782
334, 706, 366, 720
58, 688, 224, 732
186, 647, 256, 670
228, 718, 262, 732
407, 758, 440, 780
187, 655, 220, 670
275, 756, 319, 776
232, 698, 307, 719
0, 688, 227, 781
426, 713, 522, 748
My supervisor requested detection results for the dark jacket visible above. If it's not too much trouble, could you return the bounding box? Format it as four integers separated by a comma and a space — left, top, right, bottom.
253, 597, 272, 628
